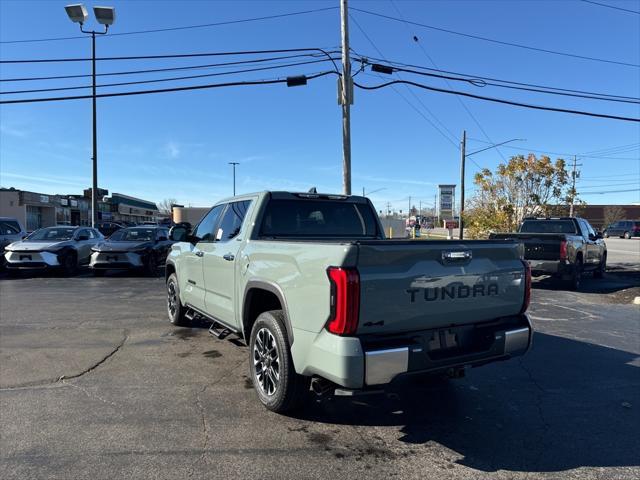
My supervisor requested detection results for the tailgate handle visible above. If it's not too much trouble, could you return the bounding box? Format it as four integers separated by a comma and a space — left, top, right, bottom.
442, 250, 472, 263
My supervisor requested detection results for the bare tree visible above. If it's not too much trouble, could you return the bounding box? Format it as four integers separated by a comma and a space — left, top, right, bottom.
603, 205, 625, 229
157, 198, 178, 215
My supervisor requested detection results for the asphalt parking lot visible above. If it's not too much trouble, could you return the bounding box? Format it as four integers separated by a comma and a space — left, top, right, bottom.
1, 242, 639, 480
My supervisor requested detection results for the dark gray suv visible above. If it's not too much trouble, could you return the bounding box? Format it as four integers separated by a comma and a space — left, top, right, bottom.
604, 220, 640, 239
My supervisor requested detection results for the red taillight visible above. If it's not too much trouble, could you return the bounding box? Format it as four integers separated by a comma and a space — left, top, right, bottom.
326, 267, 360, 336
559, 240, 567, 260
520, 260, 531, 314
634, 226, 640, 232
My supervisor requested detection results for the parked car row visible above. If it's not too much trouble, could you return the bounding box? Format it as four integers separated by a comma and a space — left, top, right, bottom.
2, 224, 173, 276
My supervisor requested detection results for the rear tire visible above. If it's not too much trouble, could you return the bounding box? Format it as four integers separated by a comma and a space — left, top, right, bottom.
166, 273, 188, 326
567, 257, 583, 291
249, 310, 309, 413
594, 253, 606, 279
92, 269, 106, 277
603, 231, 609, 239
624, 231, 631, 239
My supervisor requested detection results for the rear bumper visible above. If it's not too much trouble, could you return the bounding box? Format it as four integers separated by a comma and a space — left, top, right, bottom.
90, 251, 144, 270
295, 314, 533, 389
527, 259, 571, 276
362, 314, 533, 386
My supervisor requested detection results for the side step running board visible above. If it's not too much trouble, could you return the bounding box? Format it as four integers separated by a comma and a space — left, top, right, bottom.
209, 322, 231, 339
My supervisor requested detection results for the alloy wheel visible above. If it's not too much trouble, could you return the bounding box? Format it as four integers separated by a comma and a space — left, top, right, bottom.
253, 328, 280, 396
167, 281, 178, 318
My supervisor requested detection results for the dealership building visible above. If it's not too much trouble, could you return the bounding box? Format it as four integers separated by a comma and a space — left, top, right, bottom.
0, 187, 160, 231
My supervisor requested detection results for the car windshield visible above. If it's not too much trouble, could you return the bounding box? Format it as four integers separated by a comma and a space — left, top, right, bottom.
27, 227, 76, 241
260, 199, 379, 238
519, 220, 577, 234
109, 228, 155, 242
0, 220, 20, 235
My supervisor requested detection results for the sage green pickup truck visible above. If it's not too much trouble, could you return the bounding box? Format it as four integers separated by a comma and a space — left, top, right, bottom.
166, 191, 532, 413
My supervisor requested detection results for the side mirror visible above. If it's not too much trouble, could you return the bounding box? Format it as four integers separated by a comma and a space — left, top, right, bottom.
169, 223, 192, 242
77, 234, 89, 241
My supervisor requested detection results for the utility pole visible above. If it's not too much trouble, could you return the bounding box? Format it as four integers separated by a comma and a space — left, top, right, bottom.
419, 200, 422, 217
362, 187, 365, 196
569, 155, 582, 217
229, 162, 239, 196
459, 130, 466, 240
408, 196, 411, 218
340, 0, 352, 195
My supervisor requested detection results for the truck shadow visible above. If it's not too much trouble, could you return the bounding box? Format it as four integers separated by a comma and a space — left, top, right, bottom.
294, 332, 640, 473
532, 269, 639, 294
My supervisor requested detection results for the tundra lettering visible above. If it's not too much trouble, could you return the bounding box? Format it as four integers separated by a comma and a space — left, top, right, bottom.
406, 283, 499, 303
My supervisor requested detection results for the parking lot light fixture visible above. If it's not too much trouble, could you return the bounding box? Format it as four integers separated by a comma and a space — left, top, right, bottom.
93, 6, 116, 26
64, 4, 115, 228
64, 4, 88, 24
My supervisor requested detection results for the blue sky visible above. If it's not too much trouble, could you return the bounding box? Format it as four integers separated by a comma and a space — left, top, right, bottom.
1, 0, 639, 213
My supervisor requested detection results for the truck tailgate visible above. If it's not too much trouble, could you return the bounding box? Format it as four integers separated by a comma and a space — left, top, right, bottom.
356, 240, 526, 335
490, 233, 566, 260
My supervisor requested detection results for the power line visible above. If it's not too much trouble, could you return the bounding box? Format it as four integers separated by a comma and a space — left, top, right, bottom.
388, 0, 508, 164
0, 7, 339, 44
580, 188, 640, 194
353, 79, 640, 122
0, 48, 340, 70
579, 181, 640, 189
352, 51, 640, 102
0, 71, 336, 105
467, 138, 640, 160
0, 52, 340, 83
375, 62, 640, 104
348, 14, 460, 150
350, 7, 640, 68
581, 0, 640, 14
0, 58, 338, 95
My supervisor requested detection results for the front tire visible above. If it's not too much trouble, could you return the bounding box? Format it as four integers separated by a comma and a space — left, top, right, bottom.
166, 273, 188, 326
594, 253, 606, 279
60, 251, 78, 276
624, 231, 631, 239
249, 310, 309, 413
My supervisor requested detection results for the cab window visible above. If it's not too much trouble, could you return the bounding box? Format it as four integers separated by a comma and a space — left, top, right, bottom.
193, 205, 225, 242
216, 201, 251, 241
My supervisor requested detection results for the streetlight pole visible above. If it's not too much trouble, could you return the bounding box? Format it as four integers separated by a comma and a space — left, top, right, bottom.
65, 4, 114, 228
229, 162, 239, 196
91, 31, 98, 228
459, 136, 526, 240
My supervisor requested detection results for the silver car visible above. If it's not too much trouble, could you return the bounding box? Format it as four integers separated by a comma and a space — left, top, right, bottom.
4, 226, 103, 275
0, 217, 27, 268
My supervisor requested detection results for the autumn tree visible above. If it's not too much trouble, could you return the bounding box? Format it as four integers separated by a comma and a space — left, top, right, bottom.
464, 154, 571, 238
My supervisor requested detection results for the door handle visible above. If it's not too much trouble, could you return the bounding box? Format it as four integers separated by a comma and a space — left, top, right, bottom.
223, 253, 235, 261
195, 251, 204, 257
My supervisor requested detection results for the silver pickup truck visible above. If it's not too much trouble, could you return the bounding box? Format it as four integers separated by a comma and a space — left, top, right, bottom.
166, 191, 532, 413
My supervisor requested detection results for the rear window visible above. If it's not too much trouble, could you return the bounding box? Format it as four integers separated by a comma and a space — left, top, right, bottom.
260, 199, 378, 238
0, 220, 20, 235
109, 228, 156, 242
519, 220, 577, 234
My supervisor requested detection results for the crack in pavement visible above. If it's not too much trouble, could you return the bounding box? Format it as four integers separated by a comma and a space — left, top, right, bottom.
518, 358, 551, 476
0, 330, 128, 391
193, 358, 246, 469
58, 331, 128, 382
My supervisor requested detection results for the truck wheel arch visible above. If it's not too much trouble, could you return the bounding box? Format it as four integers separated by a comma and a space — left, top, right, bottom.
243, 281, 293, 345
165, 261, 176, 281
